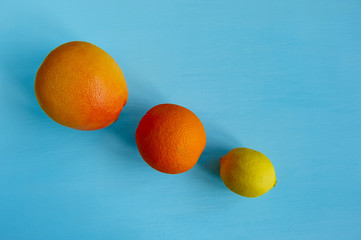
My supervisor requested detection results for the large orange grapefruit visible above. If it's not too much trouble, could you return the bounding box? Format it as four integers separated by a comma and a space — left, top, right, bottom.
35, 41, 128, 130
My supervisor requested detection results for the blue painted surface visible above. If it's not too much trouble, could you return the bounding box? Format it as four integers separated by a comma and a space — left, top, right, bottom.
1, 0, 361, 239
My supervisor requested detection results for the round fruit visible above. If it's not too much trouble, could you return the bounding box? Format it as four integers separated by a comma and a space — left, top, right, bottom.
35, 41, 128, 130
135, 104, 206, 174
220, 148, 277, 197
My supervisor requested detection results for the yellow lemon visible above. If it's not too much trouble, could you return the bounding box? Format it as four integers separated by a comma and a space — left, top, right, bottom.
220, 148, 277, 197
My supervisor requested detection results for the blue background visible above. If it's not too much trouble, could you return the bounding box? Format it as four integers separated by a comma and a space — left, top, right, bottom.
1, 0, 361, 239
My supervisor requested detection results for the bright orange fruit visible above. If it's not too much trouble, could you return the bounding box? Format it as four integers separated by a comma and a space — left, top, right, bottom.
136, 104, 206, 174
35, 41, 128, 130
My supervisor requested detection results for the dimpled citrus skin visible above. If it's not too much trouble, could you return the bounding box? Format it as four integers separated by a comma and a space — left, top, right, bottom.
35, 41, 128, 130
220, 148, 277, 198
136, 104, 206, 174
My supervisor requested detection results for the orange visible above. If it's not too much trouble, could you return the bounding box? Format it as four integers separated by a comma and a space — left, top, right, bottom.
35, 41, 128, 130
135, 104, 206, 174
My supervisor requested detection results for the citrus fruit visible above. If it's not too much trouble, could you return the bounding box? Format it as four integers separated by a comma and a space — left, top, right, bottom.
35, 41, 128, 130
135, 104, 206, 174
220, 148, 277, 197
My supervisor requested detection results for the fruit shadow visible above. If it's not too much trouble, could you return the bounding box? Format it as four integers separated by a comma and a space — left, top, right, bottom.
105, 99, 148, 150
103, 75, 167, 153
196, 124, 243, 184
